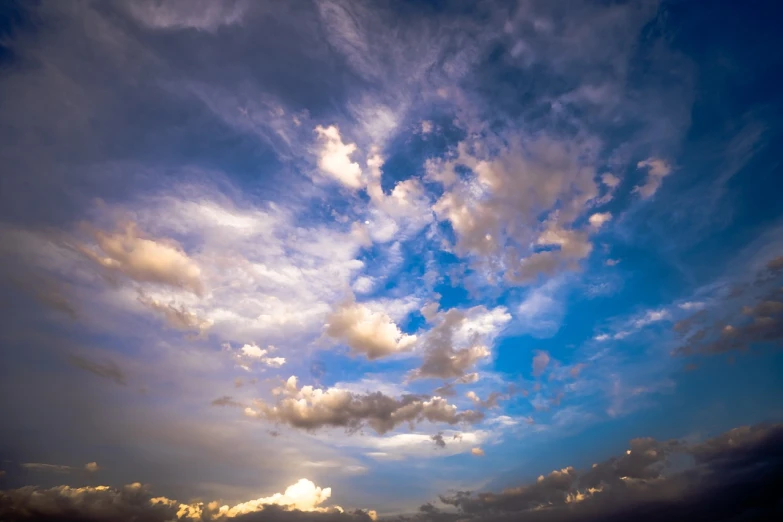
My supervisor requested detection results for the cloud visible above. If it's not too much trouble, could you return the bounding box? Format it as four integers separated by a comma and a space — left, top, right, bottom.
231, 343, 287, 368
632, 309, 670, 328
428, 135, 602, 283
471, 447, 485, 457
20, 463, 72, 474
410, 306, 510, 380
673, 259, 783, 358
77, 222, 203, 295
126, 0, 247, 31
634, 158, 673, 199
218, 479, 333, 517
211, 396, 246, 408
0, 479, 377, 521
431, 433, 446, 448
601, 173, 621, 188
588, 212, 612, 229
85, 462, 99, 472
67, 354, 127, 386
314, 125, 363, 189
412, 422, 783, 522
244, 376, 483, 435
137, 293, 212, 338
532, 351, 551, 377
341, 430, 490, 460
440, 467, 578, 514
516, 280, 566, 337
324, 298, 417, 360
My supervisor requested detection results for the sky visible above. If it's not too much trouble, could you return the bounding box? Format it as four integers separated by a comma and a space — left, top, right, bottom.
0, 1, 782, 521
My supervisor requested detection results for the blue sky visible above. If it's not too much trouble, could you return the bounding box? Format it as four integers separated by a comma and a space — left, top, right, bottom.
1, 1, 782, 521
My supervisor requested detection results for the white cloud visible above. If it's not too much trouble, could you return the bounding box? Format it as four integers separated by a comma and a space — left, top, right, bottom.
421, 120, 434, 134
78, 222, 204, 295
333, 430, 490, 459
137, 293, 212, 338
471, 447, 485, 456
235, 343, 287, 368
365, 149, 433, 243
601, 173, 621, 188
634, 158, 673, 199
314, 125, 363, 189
351, 276, 376, 295
588, 212, 612, 229
324, 298, 417, 360
516, 279, 566, 337
217, 478, 334, 517
632, 309, 670, 328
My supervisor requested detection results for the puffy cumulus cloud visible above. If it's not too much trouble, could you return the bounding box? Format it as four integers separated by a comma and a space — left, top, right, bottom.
217, 479, 333, 517
634, 158, 673, 199
228, 343, 287, 368
0, 483, 177, 522
314, 125, 363, 189
427, 136, 602, 283
0, 479, 378, 522
324, 298, 417, 360
410, 422, 783, 522
244, 376, 483, 435
410, 306, 511, 380
137, 292, 212, 338
77, 221, 204, 295
471, 447, 485, 457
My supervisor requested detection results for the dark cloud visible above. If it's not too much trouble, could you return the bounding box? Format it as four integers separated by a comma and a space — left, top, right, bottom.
68, 354, 127, 386
404, 423, 783, 522
431, 433, 446, 449
211, 396, 245, 408
673, 257, 783, 358
0, 483, 376, 522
